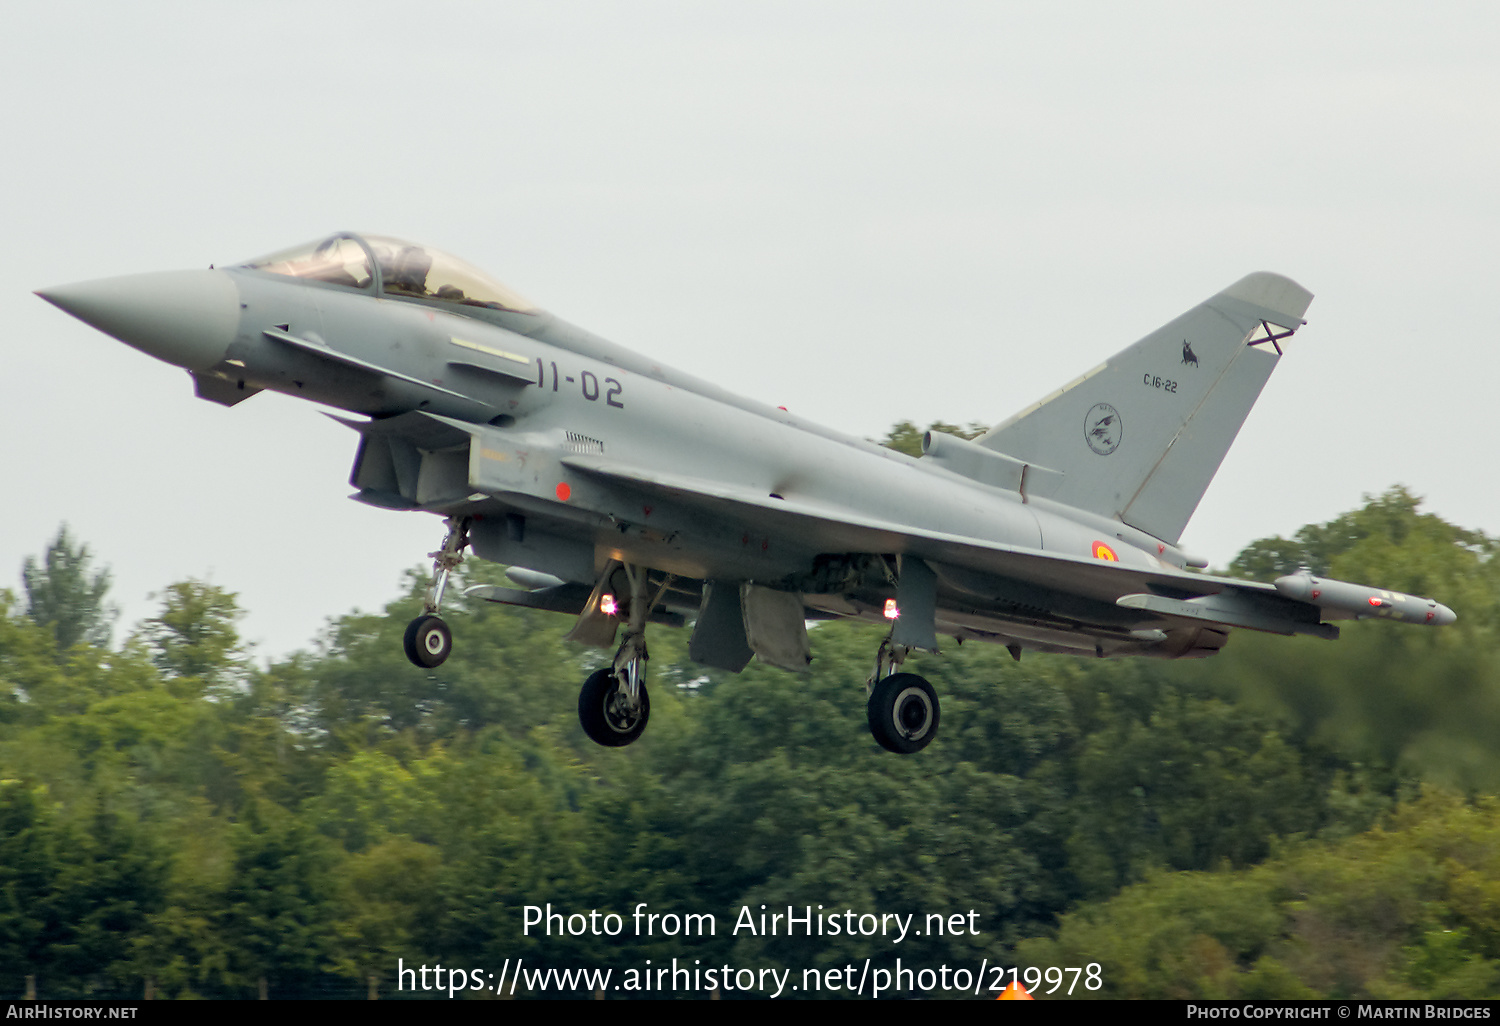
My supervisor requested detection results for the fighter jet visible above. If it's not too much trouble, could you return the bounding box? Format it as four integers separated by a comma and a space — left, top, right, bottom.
36, 233, 1456, 754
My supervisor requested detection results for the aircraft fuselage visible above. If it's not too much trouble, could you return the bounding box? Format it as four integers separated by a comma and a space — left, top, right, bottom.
37, 233, 1454, 752
212, 265, 1200, 655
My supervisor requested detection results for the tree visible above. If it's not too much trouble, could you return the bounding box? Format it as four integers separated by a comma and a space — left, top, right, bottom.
133, 581, 247, 699
878, 419, 988, 457
1214, 488, 1500, 789
21, 525, 117, 651
1012, 792, 1500, 999
1226, 485, 1492, 585
216, 800, 339, 994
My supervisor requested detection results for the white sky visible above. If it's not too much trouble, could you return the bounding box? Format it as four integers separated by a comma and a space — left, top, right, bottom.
3, 2, 1496, 659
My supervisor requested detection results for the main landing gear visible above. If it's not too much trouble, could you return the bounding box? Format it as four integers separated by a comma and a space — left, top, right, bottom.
575, 563, 673, 749
403, 516, 470, 669
578, 667, 650, 747
866, 637, 940, 754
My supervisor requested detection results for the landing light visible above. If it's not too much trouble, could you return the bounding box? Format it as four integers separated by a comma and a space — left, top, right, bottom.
600, 594, 618, 616
884, 599, 900, 620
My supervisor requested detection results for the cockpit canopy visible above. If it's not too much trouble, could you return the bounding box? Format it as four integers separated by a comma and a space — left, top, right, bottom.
239, 233, 538, 313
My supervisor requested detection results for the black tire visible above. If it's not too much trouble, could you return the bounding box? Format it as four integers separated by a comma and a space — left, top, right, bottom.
867, 672, 940, 754
578, 668, 650, 747
403, 615, 452, 668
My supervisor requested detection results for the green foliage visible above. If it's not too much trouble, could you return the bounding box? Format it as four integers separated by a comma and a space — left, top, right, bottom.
1214, 488, 1500, 790
0, 782, 173, 997
132, 581, 248, 699
0, 781, 54, 972
0, 590, 75, 722
217, 800, 339, 986
1016, 792, 1500, 999
1228, 485, 1494, 589
1064, 688, 1323, 896
878, 419, 988, 457
21, 525, 117, 652
0, 486, 1494, 998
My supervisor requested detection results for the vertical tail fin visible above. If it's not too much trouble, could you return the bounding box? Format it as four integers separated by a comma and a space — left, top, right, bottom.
976, 272, 1313, 544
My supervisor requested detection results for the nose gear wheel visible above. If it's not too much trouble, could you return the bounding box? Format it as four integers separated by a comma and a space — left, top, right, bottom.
402, 516, 470, 669
403, 615, 452, 668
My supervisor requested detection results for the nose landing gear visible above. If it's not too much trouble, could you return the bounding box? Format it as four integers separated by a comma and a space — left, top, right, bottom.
403, 517, 470, 669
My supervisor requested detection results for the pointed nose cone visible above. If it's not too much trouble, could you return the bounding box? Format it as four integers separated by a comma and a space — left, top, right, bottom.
36, 269, 240, 371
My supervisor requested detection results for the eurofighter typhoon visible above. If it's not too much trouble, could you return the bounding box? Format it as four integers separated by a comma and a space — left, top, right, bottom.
36, 234, 1455, 753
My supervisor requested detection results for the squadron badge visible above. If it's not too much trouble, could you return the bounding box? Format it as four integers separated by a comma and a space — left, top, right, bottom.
1085, 403, 1121, 455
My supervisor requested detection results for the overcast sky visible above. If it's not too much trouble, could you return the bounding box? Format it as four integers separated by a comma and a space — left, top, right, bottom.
3, 2, 1496, 659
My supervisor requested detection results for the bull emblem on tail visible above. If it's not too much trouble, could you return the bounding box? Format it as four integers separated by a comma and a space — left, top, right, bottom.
1181, 340, 1199, 367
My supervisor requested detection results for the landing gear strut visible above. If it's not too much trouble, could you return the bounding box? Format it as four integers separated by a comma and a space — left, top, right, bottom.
865, 636, 940, 754
576, 563, 673, 748
403, 517, 470, 669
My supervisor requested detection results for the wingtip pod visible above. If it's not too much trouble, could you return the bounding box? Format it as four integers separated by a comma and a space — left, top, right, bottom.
1274, 574, 1456, 626
1219, 272, 1314, 329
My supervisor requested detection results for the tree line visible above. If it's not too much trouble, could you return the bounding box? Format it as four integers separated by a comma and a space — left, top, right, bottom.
1, 432, 1497, 998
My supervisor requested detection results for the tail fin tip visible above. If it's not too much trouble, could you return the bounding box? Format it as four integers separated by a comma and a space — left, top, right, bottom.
1221, 272, 1313, 329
